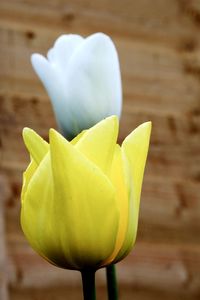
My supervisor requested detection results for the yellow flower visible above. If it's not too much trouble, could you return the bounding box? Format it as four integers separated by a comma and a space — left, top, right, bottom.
21, 116, 151, 270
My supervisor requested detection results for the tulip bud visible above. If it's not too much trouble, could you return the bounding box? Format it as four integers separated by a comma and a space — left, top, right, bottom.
31, 33, 122, 140
21, 116, 151, 270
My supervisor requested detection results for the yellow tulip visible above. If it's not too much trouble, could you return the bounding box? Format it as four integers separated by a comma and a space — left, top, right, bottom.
21, 116, 151, 270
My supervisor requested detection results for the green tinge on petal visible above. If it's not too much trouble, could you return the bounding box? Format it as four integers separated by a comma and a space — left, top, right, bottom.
115, 122, 152, 262
75, 116, 118, 175
49, 129, 119, 269
23, 128, 49, 165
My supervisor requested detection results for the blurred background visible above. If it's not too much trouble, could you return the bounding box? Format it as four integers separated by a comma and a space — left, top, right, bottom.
1, 0, 200, 299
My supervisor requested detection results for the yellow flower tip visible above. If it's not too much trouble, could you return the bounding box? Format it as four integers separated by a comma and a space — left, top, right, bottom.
138, 120, 152, 139
104, 115, 119, 139
49, 128, 58, 139
136, 120, 152, 139
140, 121, 152, 132
22, 127, 35, 145
104, 115, 119, 128
95, 115, 119, 141
49, 128, 59, 147
111, 114, 119, 130
134, 121, 152, 135
22, 127, 32, 135
49, 128, 67, 145
106, 114, 118, 121
123, 121, 152, 146
23, 127, 49, 165
49, 128, 72, 162
74, 115, 119, 175
84, 115, 118, 137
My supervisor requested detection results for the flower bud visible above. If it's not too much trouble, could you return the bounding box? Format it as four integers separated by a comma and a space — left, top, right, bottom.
21, 116, 151, 270
31, 33, 122, 139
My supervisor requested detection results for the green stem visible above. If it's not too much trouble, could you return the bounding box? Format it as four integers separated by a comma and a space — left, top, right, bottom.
106, 264, 118, 300
81, 269, 96, 300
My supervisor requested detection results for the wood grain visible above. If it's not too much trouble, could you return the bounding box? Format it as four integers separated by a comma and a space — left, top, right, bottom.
0, 176, 11, 300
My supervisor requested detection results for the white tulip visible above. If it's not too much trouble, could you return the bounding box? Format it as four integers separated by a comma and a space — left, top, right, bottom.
31, 32, 122, 139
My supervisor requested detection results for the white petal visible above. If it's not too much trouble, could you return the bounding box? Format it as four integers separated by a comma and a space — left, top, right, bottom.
31, 53, 69, 132
47, 34, 84, 73
31, 53, 64, 98
47, 48, 55, 62
64, 33, 122, 132
31, 54, 55, 87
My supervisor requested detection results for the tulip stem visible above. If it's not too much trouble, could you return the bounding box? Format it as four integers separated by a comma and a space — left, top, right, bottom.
106, 264, 118, 300
81, 269, 96, 300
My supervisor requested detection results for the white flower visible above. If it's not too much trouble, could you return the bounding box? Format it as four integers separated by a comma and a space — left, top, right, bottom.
31, 33, 122, 139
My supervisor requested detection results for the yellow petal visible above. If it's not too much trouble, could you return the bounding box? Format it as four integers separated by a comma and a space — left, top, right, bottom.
75, 116, 118, 175
49, 129, 119, 269
115, 121, 152, 261
23, 128, 49, 165
102, 145, 129, 265
21, 128, 49, 208
21, 154, 52, 258
21, 152, 71, 268
21, 158, 37, 205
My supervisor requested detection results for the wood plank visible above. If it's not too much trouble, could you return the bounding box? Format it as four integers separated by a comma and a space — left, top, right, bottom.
9, 286, 198, 300
0, 26, 200, 119
0, 0, 199, 45
0, 26, 199, 91
0, 175, 11, 300
1, 95, 198, 146
7, 239, 200, 297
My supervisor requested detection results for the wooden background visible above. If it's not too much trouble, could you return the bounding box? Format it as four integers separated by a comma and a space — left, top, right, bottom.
0, 0, 200, 299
